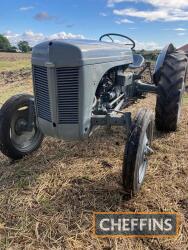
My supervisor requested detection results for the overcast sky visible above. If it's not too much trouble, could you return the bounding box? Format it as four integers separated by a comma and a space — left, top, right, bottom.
1, 0, 188, 50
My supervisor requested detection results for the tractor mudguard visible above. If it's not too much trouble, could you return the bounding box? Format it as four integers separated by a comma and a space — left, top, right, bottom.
153, 43, 175, 84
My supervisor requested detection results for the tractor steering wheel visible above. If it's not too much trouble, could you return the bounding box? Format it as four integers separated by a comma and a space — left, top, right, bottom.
99, 33, 136, 50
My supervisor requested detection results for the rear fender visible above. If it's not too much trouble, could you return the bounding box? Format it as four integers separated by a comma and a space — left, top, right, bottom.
153, 43, 175, 84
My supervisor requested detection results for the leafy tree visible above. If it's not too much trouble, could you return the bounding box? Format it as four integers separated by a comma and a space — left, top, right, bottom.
0, 34, 11, 51
18, 41, 31, 53
9, 46, 18, 52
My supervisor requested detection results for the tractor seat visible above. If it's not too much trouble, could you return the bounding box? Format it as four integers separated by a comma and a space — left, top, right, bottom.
129, 54, 145, 69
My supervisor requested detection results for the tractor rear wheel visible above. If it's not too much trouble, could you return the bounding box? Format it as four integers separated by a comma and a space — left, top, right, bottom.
0, 94, 44, 160
122, 109, 154, 197
155, 50, 188, 132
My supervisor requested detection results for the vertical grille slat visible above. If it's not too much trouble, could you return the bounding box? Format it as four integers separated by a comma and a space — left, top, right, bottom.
56, 67, 79, 124
33, 65, 52, 122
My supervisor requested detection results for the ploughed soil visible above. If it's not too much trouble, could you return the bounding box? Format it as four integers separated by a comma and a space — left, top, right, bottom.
0, 57, 187, 249
0, 52, 31, 85
0, 69, 32, 85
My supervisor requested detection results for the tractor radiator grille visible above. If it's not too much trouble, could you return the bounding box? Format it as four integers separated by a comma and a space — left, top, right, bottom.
33, 65, 52, 122
56, 67, 79, 124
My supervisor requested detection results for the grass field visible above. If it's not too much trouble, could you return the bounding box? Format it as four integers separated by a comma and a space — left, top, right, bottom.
0, 81, 32, 105
0, 60, 31, 72
0, 52, 187, 249
0, 52, 31, 72
183, 94, 188, 104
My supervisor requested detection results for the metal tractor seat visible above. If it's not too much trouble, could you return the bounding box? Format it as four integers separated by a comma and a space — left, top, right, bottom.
129, 54, 145, 69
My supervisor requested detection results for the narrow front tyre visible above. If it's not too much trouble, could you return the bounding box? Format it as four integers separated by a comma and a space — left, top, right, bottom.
0, 94, 44, 160
122, 109, 154, 197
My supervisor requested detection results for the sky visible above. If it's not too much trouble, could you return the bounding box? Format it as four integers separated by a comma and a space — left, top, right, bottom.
1, 0, 188, 50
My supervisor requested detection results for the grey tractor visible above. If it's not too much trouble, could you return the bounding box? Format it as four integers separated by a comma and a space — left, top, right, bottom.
0, 33, 187, 197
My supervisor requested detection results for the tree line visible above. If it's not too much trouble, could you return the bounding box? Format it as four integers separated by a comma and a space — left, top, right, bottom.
0, 34, 31, 53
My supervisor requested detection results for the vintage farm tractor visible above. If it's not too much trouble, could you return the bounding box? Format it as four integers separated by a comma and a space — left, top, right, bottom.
0, 34, 187, 196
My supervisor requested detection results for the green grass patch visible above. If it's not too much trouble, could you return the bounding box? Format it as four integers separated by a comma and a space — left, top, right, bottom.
0, 60, 31, 72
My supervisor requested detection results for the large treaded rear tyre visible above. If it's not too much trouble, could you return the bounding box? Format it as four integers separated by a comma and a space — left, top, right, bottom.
0, 94, 44, 160
155, 50, 188, 132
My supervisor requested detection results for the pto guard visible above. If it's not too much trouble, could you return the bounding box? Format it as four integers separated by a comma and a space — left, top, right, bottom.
153, 43, 175, 85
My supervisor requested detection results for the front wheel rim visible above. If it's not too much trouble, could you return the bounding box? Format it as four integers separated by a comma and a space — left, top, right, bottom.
138, 122, 153, 185
10, 107, 41, 153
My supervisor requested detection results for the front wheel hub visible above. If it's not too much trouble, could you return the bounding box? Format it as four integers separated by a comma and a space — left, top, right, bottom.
14, 118, 28, 135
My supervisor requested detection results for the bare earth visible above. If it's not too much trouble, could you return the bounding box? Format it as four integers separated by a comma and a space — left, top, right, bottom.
0, 53, 187, 249
0, 52, 31, 85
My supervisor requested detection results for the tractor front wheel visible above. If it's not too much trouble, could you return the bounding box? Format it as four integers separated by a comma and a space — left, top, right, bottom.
0, 94, 44, 160
122, 109, 154, 197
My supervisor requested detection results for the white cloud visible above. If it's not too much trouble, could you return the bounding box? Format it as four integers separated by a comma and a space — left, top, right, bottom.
19, 6, 34, 11
100, 12, 108, 16
4, 30, 20, 39
115, 18, 134, 24
4, 29, 160, 50
48, 32, 84, 40
141, 0, 188, 9
107, 0, 128, 7
3, 30, 85, 47
163, 27, 187, 31
108, 0, 188, 8
22, 31, 46, 44
114, 8, 188, 22
3, 31, 21, 44
177, 32, 186, 36
174, 28, 186, 31
135, 40, 162, 50
111, 0, 188, 22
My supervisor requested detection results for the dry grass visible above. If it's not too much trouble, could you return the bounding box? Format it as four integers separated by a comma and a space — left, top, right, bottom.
0, 80, 32, 105
0, 62, 187, 249
0, 52, 31, 72
0, 60, 31, 72
184, 94, 188, 104
0, 52, 31, 61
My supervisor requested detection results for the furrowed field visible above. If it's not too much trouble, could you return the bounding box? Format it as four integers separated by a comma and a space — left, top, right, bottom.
0, 52, 187, 250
